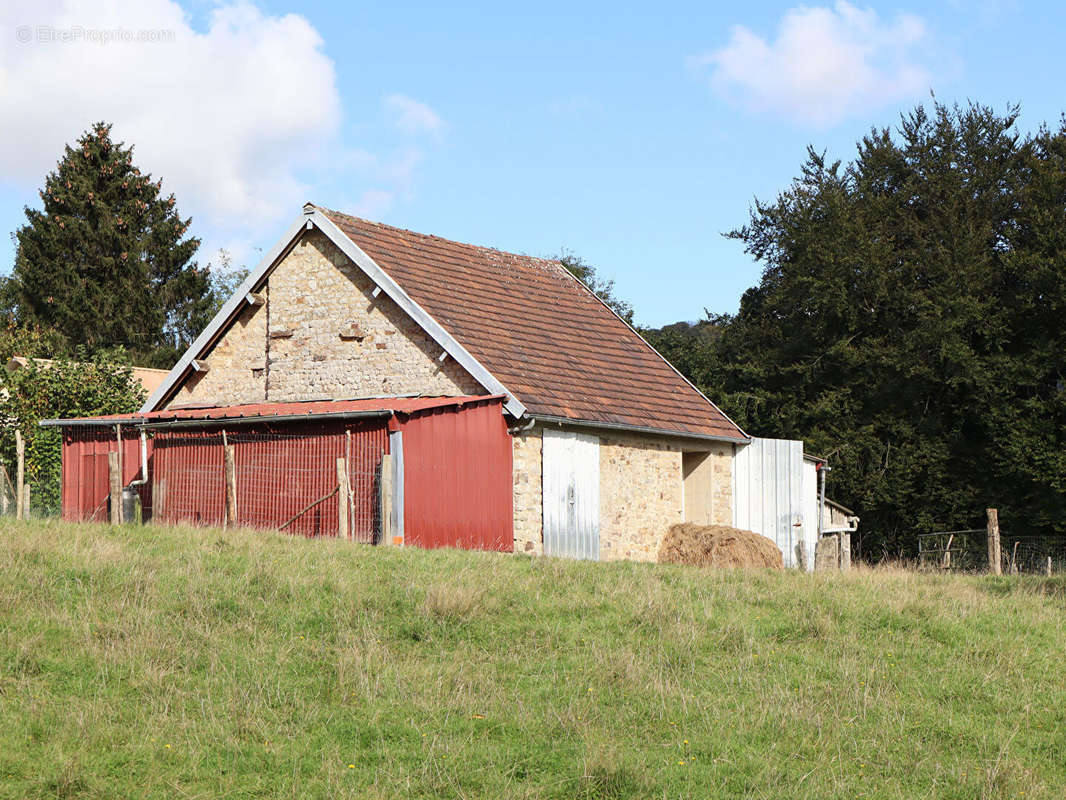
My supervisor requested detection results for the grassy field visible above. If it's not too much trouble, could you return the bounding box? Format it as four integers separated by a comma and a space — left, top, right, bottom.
1, 520, 1064, 799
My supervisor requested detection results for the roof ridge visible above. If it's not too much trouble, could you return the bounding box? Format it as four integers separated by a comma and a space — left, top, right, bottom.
316, 205, 567, 271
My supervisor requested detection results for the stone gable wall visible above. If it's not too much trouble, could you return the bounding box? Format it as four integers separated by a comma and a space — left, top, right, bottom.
170, 292, 267, 406
707, 443, 734, 526
167, 230, 483, 408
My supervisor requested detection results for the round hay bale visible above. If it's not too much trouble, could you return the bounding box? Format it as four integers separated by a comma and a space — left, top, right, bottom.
658, 523, 783, 569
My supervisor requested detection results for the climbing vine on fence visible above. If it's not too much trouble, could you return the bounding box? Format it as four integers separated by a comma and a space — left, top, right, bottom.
0, 351, 145, 515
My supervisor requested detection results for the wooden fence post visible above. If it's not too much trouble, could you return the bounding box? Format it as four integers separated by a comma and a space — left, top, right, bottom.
986, 508, 1001, 575
0, 466, 9, 516
1046, 556, 1053, 577
223, 445, 237, 528
108, 451, 122, 525
379, 453, 393, 545
942, 533, 954, 570
23, 485, 30, 519
15, 429, 25, 520
336, 458, 349, 540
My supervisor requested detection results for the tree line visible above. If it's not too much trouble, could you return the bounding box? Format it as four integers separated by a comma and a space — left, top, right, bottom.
2, 122, 244, 368
641, 102, 1066, 555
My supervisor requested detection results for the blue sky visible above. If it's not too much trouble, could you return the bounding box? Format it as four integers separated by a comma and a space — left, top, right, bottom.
0, 1, 1060, 326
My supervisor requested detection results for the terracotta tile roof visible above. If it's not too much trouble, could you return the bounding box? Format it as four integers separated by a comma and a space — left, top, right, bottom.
322, 208, 747, 441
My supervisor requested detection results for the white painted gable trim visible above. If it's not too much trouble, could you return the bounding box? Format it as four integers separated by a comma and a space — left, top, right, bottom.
142, 205, 527, 418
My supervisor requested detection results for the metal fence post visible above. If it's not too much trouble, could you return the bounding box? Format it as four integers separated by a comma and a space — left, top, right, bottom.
379, 453, 393, 544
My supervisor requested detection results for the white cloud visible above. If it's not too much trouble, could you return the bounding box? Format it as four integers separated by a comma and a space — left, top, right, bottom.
695, 2, 933, 126
0, 0, 340, 229
336, 147, 425, 220
385, 93, 444, 135
0, 1, 447, 269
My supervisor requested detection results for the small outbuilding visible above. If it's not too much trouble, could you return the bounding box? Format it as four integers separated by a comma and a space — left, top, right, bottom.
44, 203, 855, 565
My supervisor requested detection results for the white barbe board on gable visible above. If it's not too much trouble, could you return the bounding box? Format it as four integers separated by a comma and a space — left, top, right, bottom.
542, 429, 600, 560
733, 437, 813, 569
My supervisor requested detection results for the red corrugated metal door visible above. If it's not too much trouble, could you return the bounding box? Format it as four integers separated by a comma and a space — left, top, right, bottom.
400, 399, 512, 551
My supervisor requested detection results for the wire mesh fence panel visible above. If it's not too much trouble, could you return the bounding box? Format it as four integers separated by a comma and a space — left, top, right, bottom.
137, 423, 389, 539
149, 432, 226, 527
917, 530, 988, 572
1000, 535, 1066, 574
232, 425, 388, 539
231, 430, 345, 538
0, 463, 17, 517
10, 423, 389, 535
918, 529, 1066, 574
345, 424, 389, 543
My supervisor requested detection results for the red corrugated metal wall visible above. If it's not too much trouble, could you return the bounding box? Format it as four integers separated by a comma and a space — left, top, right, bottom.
59, 399, 513, 552
61, 428, 149, 522
399, 398, 513, 551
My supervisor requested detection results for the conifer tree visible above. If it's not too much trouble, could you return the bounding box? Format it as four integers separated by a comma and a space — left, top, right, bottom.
8, 122, 212, 366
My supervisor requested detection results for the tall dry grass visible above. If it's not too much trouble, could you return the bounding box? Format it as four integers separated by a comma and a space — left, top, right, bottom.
1, 518, 1064, 799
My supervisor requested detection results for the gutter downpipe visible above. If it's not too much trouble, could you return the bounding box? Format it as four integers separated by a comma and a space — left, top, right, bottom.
508, 416, 535, 435
128, 430, 149, 488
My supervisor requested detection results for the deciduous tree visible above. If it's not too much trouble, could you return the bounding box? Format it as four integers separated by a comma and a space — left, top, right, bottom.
708, 102, 1066, 555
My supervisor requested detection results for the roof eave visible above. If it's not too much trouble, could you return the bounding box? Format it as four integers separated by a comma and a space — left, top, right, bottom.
530, 414, 751, 445
547, 258, 749, 442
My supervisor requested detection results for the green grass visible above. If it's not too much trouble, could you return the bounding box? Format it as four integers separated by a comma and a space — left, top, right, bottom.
1, 520, 1064, 799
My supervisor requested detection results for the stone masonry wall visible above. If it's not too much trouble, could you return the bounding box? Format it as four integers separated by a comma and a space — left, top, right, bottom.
707, 443, 733, 526
599, 433, 684, 562
682, 444, 734, 526
167, 230, 483, 408
171, 290, 268, 406
512, 427, 543, 555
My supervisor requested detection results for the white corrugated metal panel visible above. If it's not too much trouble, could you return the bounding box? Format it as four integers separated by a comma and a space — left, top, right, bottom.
542, 429, 600, 560
733, 437, 809, 568
802, 459, 818, 568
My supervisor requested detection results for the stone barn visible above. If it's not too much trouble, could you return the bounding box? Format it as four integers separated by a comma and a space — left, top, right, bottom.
114, 202, 845, 564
